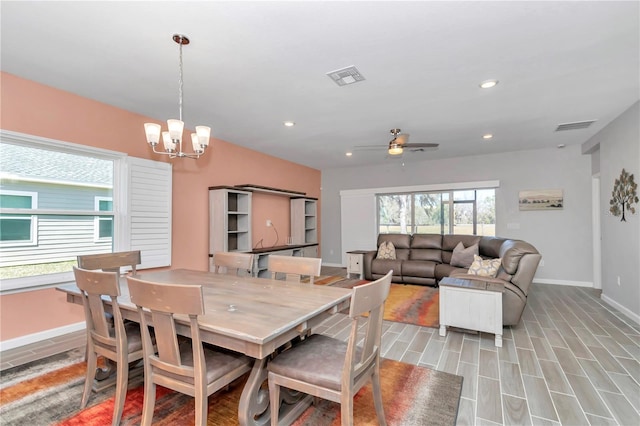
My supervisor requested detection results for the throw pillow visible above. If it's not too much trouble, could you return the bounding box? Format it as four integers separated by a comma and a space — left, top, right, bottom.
377, 241, 396, 260
450, 242, 478, 268
468, 255, 502, 277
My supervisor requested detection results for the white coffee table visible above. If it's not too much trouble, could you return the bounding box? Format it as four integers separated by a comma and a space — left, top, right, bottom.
439, 277, 504, 347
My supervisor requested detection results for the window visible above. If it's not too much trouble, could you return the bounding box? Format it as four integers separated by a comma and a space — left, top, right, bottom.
0, 191, 38, 245
95, 197, 113, 240
0, 130, 172, 293
377, 188, 495, 236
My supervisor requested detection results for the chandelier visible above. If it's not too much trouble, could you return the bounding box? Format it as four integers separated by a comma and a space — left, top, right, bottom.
144, 34, 210, 159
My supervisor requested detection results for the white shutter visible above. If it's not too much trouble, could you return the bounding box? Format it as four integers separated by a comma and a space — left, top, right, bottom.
126, 157, 172, 269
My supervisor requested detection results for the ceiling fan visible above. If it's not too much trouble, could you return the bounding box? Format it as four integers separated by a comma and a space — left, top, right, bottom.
354, 129, 439, 156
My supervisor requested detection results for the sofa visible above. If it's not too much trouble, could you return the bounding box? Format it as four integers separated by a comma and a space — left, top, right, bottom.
363, 233, 541, 325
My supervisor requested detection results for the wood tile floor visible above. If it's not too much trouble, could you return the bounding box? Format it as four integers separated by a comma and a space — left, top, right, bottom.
2, 273, 639, 426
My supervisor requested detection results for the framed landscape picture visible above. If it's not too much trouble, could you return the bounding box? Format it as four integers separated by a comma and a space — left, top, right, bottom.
519, 189, 563, 210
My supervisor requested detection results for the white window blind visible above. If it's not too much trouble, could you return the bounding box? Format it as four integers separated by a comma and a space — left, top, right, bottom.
125, 157, 172, 269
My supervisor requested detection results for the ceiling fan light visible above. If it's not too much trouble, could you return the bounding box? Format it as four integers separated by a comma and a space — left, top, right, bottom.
388, 144, 403, 155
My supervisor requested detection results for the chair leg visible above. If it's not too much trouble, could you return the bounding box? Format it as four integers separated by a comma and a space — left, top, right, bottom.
112, 355, 129, 426
194, 389, 207, 426
267, 375, 281, 426
81, 345, 97, 408
340, 392, 354, 426
371, 371, 387, 426
141, 377, 156, 426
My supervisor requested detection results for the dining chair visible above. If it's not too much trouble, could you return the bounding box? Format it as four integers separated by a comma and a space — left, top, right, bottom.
267, 270, 393, 426
212, 251, 254, 276
73, 266, 146, 426
77, 250, 141, 275
126, 276, 253, 426
267, 255, 322, 284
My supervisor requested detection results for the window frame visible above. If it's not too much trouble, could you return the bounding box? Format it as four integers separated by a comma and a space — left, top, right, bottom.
376, 187, 496, 236
0, 130, 172, 294
94, 196, 114, 242
0, 190, 39, 247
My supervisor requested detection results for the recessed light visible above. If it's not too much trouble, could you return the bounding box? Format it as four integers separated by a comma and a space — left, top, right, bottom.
345, 152, 353, 157
482, 134, 493, 140
479, 79, 499, 89
283, 121, 295, 127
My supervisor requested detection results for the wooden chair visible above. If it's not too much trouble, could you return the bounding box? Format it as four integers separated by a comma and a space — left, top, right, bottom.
267, 270, 393, 426
267, 255, 322, 284
212, 251, 254, 276
77, 250, 141, 275
126, 276, 253, 426
73, 266, 145, 426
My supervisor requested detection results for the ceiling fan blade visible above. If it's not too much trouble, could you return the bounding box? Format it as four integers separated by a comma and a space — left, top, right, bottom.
395, 134, 410, 145
403, 143, 439, 148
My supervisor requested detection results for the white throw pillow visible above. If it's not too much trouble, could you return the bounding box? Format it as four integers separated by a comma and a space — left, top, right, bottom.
377, 241, 396, 260
468, 255, 502, 277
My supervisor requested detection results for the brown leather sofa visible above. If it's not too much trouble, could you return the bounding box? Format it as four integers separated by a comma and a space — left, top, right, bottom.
363, 233, 541, 325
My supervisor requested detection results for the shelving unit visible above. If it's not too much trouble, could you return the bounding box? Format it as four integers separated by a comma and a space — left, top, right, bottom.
209, 184, 318, 276
291, 198, 317, 245
209, 187, 252, 258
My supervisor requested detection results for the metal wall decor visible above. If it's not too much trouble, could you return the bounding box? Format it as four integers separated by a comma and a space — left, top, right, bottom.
609, 168, 638, 222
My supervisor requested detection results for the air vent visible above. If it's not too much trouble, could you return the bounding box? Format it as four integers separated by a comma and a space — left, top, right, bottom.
326, 66, 365, 86
555, 120, 597, 131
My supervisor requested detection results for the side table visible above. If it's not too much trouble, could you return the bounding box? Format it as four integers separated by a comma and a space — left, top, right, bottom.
346, 250, 368, 279
438, 277, 504, 347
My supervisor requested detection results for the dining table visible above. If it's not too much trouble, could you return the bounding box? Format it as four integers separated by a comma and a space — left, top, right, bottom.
57, 268, 352, 426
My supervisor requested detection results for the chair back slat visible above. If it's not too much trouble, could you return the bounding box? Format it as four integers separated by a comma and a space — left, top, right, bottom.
346, 270, 392, 371
268, 255, 322, 283
77, 250, 141, 274
74, 267, 121, 342
127, 277, 205, 369
212, 252, 254, 276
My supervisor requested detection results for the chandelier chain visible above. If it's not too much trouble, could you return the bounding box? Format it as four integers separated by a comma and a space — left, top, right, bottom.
178, 40, 184, 122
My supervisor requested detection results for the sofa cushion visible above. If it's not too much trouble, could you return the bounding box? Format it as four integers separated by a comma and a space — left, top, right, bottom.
378, 234, 410, 260
442, 235, 481, 264
435, 263, 467, 281
377, 241, 396, 259
410, 234, 442, 249
468, 255, 501, 277
402, 260, 436, 278
450, 241, 478, 268
499, 240, 539, 275
371, 258, 402, 276
479, 237, 507, 258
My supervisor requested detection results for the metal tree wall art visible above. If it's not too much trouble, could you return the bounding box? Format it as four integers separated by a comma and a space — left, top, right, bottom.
609, 168, 638, 222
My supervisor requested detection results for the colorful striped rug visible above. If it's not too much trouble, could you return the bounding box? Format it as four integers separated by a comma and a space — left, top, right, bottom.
1, 349, 462, 425
332, 280, 440, 328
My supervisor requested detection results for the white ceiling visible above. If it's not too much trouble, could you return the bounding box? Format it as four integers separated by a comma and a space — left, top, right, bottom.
1, 1, 638, 170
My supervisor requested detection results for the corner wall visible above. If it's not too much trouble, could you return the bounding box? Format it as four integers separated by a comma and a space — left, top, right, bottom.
585, 101, 639, 319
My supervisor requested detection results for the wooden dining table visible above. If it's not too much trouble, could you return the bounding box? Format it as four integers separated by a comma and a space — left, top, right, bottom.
57, 268, 352, 426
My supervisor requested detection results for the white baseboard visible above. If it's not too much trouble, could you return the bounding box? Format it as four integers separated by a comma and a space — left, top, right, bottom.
533, 278, 593, 288
600, 294, 640, 326
323, 262, 345, 268
0, 322, 86, 352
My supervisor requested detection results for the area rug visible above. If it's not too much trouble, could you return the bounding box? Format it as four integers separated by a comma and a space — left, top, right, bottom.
333, 280, 440, 329
1, 348, 462, 426
305, 275, 348, 286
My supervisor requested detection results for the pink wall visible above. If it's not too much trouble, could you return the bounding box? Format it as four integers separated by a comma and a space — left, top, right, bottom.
0, 72, 321, 343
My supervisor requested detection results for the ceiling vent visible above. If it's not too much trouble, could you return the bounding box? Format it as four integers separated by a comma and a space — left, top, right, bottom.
555, 120, 597, 131
326, 66, 365, 86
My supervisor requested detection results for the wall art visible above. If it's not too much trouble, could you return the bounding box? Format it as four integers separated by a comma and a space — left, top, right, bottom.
519, 189, 563, 211
609, 168, 638, 222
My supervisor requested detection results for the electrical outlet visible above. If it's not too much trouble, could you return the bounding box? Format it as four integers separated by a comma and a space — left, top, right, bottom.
266, 219, 272, 227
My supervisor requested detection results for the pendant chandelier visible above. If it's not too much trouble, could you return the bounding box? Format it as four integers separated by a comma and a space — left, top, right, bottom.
144, 34, 210, 159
